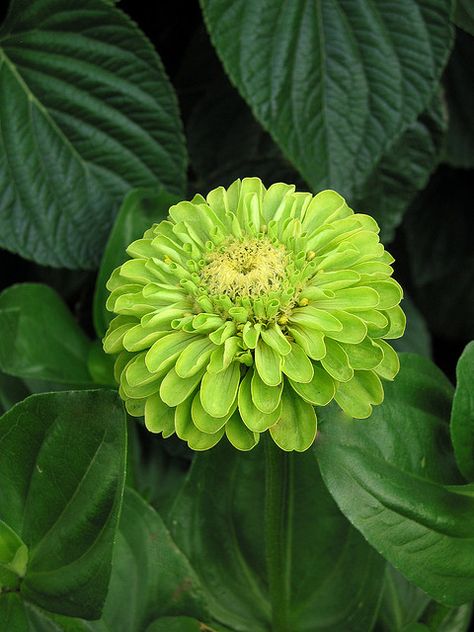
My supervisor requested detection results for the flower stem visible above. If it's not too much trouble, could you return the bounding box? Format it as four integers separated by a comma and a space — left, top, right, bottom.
264, 435, 291, 632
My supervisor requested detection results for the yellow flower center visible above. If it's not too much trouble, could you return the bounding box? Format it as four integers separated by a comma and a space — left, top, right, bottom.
200, 237, 288, 298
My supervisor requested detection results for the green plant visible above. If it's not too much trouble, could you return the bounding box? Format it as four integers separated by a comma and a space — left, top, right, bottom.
0, 0, 473, 631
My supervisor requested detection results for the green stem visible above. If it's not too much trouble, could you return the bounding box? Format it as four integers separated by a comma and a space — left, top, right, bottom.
264, 435, 291, 632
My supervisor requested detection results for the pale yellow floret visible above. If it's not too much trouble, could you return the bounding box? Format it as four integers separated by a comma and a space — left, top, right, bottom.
200, 237, 288, 299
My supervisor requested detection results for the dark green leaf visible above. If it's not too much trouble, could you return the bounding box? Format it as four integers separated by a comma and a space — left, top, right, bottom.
450, 341, 474, 480
443, 30, 474, 169
0, 390, 127, 618
201, 0, 453, 199
146, 617, 228, 632
392, 298, 432, 358
377, 564, 430, 631
0, 284, 93, 385
0, 594, 30, 632
0, 371, 29, 414
167, 443, 385, 631
99, 488, 211, 630
93, 187, 178, 339
454, 0, 474, 36
0, 0, 186, 268
316, 354, 474, 607
354, 96, 446, 243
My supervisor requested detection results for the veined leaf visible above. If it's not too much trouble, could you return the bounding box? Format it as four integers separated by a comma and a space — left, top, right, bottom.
316, 354, 474, 607
0, 0, 186, 268
201, 0, 453, 198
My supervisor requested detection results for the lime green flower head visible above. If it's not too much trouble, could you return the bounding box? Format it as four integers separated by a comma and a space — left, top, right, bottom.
103, 178, 405, 452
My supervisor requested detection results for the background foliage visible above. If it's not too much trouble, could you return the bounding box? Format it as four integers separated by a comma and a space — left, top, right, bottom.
0, 0, 473, 631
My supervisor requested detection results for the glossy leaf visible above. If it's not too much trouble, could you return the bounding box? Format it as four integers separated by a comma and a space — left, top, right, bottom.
0, 283, 93, 385
201, 0, 453, 198
354, 96, 446, 243
0, 390, 127, 618
98, 488, 211, 630
450, 341, 474, 480
166, 443, 385, 631
93, 187, 178, 338
315, 354, 474, 607
0, 0, 186, 268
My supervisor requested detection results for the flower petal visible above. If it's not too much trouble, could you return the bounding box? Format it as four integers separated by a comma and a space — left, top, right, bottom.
225, 411, 260, 451
287, 326, 326, 360
269, 385, 317, 452
175, 395, 224, 450
175, 337, 217, 378
255, 339, 282, 386
288, 365, 335, 406
373, 340, 400, 380
200, 362, 240, 417
281, 343, 314, 383
145, 393, 175, 436
160, 367, 205, 407
191, 392, 234, 433
238, 370, 281, 432
320, 340, 354, 382
334, 370, 384, 419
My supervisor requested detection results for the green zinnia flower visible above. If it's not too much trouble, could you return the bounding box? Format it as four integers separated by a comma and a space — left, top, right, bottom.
103, 178, 405, 452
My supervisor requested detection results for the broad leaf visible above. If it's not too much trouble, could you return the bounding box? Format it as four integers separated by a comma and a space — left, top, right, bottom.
354, 96, 446, 243
99, 488, 211, 631
0, 283, 93, 385
93, 187, 178, 339
451, 341, 474, 480
182, 29, 443, 242
0, 0, 186, 268
167, 443, 385, 631
0, 371, 29, 414
201, 0, 453, 199
0, 594, 30, 631
316, 354, 474, 607
377, 564, 430, 631
0, 390, 127, 618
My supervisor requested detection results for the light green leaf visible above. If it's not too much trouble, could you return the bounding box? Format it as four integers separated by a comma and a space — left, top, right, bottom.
0, 284, 93, 386
0, 0, 186, 268
316, 354, 474, 607
450, 341, 474, 480
0, 390, 127, 619
201, 0, 453, 198
0, 519, 28, 589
